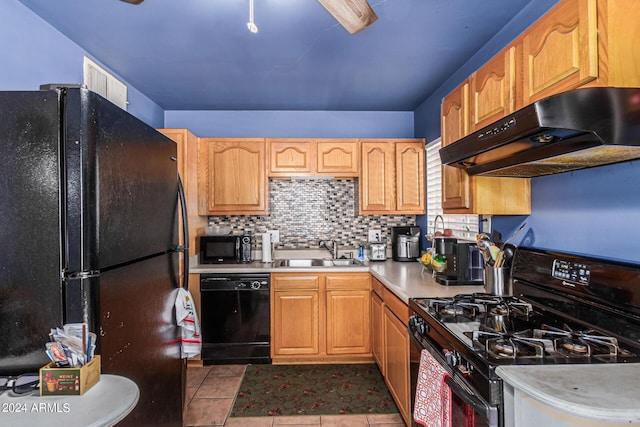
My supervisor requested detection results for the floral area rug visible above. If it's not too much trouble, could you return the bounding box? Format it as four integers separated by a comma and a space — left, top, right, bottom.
230, 363, 399, 417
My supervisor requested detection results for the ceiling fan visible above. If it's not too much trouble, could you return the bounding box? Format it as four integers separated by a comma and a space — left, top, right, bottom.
118, 0, 377, 34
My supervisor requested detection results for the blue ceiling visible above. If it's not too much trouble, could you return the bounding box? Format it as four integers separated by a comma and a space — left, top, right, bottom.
18, 0, 534, 111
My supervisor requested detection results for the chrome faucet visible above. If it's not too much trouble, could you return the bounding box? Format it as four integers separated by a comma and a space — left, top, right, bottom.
320, 239, 338, 259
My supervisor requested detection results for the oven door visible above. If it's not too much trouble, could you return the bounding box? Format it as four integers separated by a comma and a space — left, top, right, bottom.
410, 330, 500, 427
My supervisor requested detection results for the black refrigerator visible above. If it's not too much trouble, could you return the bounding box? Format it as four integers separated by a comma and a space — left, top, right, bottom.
0, 87, 186, 427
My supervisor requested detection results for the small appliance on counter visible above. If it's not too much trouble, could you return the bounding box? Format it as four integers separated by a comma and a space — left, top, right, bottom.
433, 237, 484, 285
199, 234, 252, 264
369, 242, 387, 261
392, 226, 421, 262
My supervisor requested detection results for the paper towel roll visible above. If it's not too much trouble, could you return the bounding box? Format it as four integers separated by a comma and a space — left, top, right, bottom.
261, 232, 272, 263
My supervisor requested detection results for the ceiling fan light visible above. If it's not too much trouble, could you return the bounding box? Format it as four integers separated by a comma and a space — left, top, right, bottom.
318, 0, 378, 34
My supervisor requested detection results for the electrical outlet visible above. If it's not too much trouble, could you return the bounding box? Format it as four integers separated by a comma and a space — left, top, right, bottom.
268, 229, 280, 243
368, 229, 381, 242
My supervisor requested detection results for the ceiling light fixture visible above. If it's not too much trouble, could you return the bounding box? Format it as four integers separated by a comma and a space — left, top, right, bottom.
317, 0, 378, 35
247, 0, 258, 33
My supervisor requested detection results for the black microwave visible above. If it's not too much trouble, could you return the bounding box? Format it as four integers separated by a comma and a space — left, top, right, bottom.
199, 235, 252, 264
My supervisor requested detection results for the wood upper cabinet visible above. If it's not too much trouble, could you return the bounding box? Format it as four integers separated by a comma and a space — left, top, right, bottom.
316, 139, 359, 176
521, 0, 598, 106
441, 82, 471, 212
470, 46, 517, 132
360, 142, 395, 213
442, 82, 531, 215
268, 139, 314, 176
267, 138, 358, 177
360, 139, 425, 215
271, 272, 372, 362
198, 138, 267, 215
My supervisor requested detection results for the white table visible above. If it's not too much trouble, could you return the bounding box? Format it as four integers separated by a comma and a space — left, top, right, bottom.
0, 374, 139, 427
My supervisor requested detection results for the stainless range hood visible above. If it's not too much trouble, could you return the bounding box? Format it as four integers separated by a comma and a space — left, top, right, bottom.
439, 87, 640, 177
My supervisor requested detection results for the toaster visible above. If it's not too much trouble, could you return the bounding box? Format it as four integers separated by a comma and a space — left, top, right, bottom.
369, 243, 387, 261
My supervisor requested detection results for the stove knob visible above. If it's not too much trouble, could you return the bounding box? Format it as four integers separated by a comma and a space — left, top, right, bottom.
444, 350, 458, 367
250, 281, 261, 289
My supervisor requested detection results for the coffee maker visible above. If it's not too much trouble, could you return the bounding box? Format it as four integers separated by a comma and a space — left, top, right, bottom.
392, 226, 421, 262
433, 237, 484, 285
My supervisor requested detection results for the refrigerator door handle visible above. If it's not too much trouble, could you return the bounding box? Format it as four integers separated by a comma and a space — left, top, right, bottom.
177, 174, 189, 291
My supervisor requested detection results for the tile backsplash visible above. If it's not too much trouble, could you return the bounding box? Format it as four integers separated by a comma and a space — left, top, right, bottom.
208, 179, 416, 250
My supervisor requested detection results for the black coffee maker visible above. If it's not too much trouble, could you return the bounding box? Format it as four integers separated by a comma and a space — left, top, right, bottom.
433, 237, 484, 285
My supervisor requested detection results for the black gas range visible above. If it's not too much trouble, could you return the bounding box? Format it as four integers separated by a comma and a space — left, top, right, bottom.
408, 247, 640, 427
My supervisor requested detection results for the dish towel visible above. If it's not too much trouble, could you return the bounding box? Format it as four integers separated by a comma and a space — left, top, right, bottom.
414, 349, 452, 427
175, 288, 202, 358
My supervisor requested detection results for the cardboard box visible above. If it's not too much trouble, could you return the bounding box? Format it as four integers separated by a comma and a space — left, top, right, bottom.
39, 355, 101, 396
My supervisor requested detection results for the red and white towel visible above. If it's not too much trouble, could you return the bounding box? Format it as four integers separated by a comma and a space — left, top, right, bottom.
414, 349, 452, 427
175, 288, 202, 358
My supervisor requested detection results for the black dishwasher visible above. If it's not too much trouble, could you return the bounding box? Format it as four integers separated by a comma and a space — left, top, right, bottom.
200, 273, 271, 364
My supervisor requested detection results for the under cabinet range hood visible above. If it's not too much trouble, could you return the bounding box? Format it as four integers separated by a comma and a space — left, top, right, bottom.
439, 87, 640, 177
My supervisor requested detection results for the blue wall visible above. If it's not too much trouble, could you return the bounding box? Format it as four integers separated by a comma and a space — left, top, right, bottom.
0, 1, 164, 127
164, 110, 414, 138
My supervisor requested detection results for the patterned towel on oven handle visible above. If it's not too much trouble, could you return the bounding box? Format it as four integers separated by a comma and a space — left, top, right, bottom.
414, 349, 452, 427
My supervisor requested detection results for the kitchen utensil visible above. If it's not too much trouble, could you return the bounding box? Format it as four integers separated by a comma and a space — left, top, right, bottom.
205, 225, 231, 235
503, 223, 526, 246
476, 234, 493, 266
491, 230, 503, 249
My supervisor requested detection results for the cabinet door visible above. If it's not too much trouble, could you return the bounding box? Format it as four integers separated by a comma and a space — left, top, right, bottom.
316, 139, 359, 176
272, 291, 320, 355
441, 82, 472, 212
198, 138, 267, 215
326, 290, 371, 354
371, 290, 384, 373
521, 0, 598, 106
395, 141, 425, 213
383, 306, 411, 425
268, 138, 314, 176
360, 142, 395, 213
470, 46, 517, 132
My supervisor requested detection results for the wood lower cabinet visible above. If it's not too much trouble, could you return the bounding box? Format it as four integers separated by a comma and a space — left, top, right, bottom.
271, 272, 372, 363
272, 274, 320, 355
360, 139, 425, 215
370, 277, 411, 426
325, 274, 371, 355
198, 138, 267, 215
384, 305, 411, 426
371, 287, 385, 373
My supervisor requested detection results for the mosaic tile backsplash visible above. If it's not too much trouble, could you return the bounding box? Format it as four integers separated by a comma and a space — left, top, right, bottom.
208, 179, 416, 250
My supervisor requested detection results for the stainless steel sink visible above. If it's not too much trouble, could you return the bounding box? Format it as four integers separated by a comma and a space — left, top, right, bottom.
274, 258, 363, 267
274, 259, 325, 267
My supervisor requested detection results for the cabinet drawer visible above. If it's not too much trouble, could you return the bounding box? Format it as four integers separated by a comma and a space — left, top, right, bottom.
272, 274, 320, 290
325, 273, 371, 290
383, 287, 409, 326
372, 277, 385, 298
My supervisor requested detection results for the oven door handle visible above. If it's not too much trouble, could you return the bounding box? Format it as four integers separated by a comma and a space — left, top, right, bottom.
443, 375, 499, 427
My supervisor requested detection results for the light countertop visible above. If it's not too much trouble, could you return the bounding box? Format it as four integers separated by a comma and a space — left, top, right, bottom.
497, 364, 640, 423
190, 256, 486, 302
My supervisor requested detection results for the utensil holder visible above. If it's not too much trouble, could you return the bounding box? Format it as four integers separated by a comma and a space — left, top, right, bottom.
484, 266, 511, 296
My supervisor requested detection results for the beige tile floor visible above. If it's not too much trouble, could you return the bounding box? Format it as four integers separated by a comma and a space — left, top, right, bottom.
184, 365, 407, 427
